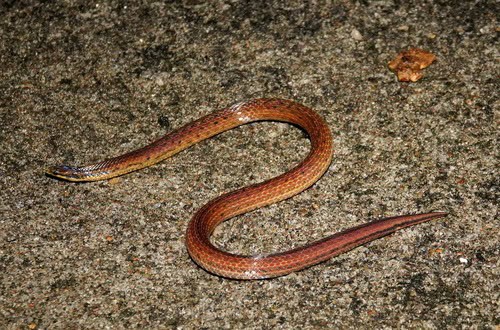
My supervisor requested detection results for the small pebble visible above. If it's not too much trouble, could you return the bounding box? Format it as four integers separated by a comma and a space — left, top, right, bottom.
351, 28, 363, 41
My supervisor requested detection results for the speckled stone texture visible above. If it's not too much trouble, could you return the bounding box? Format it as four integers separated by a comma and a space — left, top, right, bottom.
1, 1, 497, 329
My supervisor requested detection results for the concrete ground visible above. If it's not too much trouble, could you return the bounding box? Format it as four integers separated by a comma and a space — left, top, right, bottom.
1, 1, 498, 329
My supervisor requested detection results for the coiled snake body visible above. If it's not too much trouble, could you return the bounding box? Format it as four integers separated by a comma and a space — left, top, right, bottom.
47, 98, 446, 279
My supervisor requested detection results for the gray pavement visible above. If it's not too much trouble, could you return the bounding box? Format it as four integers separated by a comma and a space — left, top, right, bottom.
1, 1, 498, 329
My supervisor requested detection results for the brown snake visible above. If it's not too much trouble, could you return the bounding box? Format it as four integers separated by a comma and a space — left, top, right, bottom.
47, 98, 447, 279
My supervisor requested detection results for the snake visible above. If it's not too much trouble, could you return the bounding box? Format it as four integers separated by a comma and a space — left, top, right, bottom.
46, 98, 447, 279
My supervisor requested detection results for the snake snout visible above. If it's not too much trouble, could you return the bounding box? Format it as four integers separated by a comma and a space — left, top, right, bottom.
46, 165, 84, 181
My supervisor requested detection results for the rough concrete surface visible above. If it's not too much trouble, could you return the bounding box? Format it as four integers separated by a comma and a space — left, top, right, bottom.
1, 1, 498, 329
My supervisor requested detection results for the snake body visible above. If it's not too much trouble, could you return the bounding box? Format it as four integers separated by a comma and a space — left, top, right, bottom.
47, 98, 446, 279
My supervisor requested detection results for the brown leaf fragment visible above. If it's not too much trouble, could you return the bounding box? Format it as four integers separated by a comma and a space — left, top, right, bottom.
388, 48, 437, 82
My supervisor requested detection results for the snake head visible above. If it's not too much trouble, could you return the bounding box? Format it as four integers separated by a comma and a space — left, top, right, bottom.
45, 165, 94, 182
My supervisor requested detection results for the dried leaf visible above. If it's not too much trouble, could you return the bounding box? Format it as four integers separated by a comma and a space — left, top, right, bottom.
388, 48, 437, 82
